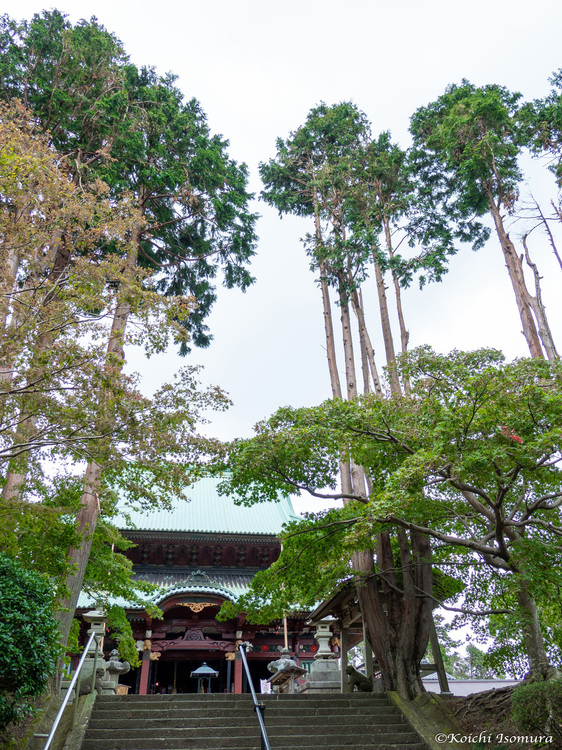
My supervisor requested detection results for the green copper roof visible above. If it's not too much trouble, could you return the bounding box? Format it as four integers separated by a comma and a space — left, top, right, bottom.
113, 474, 300, 536
77, 570, 253, 610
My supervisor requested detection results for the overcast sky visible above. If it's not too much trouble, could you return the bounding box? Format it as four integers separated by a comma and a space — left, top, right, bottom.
6, 0, 562, 514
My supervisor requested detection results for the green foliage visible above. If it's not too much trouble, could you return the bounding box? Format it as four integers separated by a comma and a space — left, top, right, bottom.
105, 605, 140, 668
216, 349, 562, 670
523, 68, 562, 187
218, 504, 363, 623
0, 10, 258, 352
260, 102, 480, 303
0, 553, 61, 731
512, 679, 562, 741
410, 80, 523, 216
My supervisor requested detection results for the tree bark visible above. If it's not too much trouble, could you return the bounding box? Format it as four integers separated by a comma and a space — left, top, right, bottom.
522, 235, 559, 361
313, 189, 343, 399
350, 287, 383, 396
337, 273, 358, 400
383, 217, 410, 393
487, 199, 544, 358
318, 259, 342, 399
516, 581, 551, 679
56, 222, 141, 646
372, 253, 401, 396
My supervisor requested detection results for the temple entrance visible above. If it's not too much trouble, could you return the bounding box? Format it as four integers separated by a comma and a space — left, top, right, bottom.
149, 657, 226, 694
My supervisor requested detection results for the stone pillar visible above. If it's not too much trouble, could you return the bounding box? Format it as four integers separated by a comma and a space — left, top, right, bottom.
75, 609, 106, 693
83, 610, 106, 654
300, 619, 341, 693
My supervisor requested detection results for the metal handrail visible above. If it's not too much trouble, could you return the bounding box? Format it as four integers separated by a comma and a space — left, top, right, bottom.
239, 642, 271, 750
39, 630, 101, 750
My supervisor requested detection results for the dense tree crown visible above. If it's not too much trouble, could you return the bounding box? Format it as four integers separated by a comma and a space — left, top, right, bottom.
217, 350, 562, 678
0, 8, 256, 704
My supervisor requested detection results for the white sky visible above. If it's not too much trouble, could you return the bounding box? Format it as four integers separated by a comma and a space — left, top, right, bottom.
6, 0, 562, 517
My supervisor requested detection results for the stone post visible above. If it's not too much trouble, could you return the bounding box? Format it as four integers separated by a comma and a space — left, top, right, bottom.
300, 619, 341, 693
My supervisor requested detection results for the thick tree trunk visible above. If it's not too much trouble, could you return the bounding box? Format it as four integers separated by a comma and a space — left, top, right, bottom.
487, 200, 544, 358
516, 582, 551, 679
352, 530, 433, 699
352, 549, 396, 691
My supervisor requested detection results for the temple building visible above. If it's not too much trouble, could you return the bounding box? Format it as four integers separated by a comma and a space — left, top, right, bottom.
77, 475, 324, 694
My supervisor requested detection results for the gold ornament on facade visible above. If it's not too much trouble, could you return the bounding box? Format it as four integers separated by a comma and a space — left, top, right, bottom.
149, 652, 161, 661
177, 602, 215, 613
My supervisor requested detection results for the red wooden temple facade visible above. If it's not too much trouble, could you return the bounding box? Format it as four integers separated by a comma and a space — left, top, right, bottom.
77, 476, 322, 694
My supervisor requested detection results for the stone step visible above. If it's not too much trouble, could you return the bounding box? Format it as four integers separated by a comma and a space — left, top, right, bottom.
94, 693, 385, 704
83, 744, 427, 750
85, 723, 414, 739
81, 734, 424, 750
87, 713, 404, 730
83, 693, 428, 750
90, 704, 401, 719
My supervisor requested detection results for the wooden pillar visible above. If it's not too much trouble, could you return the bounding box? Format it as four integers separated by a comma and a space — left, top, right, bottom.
139, 648, 151, 695
340, 624, 348, 693
234, 656, 243, 694
362, 622, 373, 680
429, 619, 451, 694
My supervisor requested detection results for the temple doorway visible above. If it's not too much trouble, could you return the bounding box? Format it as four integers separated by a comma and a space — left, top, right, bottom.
149, 657, 226, 694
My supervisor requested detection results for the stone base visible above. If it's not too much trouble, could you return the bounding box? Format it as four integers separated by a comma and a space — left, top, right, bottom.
299, 658, 341, 694
298, 679, 341, 693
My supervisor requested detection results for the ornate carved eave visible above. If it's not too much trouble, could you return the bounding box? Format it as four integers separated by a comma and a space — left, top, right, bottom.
151, 627, 235, 653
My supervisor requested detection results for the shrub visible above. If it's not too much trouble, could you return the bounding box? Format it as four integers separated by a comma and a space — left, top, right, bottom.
511, 678, 562, 741
0, 553, 61, 730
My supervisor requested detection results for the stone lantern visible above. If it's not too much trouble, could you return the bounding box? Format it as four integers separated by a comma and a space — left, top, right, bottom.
190, 662, 219, 693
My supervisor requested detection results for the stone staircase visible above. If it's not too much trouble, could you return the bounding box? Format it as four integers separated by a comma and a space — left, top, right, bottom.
81, 692, 428, 750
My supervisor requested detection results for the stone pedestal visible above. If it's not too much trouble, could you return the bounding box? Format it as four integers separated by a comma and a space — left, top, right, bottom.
300, 658, 341, 693
76, 610, 106, 694
299, 619, 341, 694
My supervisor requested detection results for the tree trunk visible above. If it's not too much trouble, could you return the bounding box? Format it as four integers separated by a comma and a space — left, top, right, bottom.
56, 225, 140, 646
522, 235, 559, 361
516, 581, 551, 679
487, 200, 544, 358
313, 189, 343, 399
372, 252, 401, 396
383, 218, 410, 393
337, 273, 358, 400
56, 460, 101, 646
350, 287, 383, 395
352, 549, 396, 691
318, 260, 342, 399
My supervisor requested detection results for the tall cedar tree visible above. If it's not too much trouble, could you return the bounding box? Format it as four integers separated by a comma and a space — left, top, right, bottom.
410, 81, 558, 360
259, 103, 460, 698
0, 11, 257, 647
